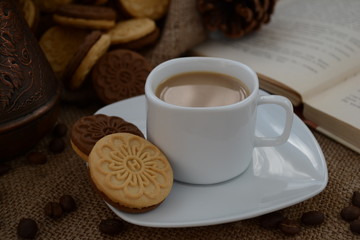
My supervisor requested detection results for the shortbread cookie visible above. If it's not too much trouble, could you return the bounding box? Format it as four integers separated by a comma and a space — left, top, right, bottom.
92, 49, 152, 104
71, 114, 144, 161
33, 0, 73, 12
39, 26, 88, 79
107, 18, 156, 45
118, 0, 170, 20
88, 133, 173, 213
53, 4, 117, 30
116, 27, 160, 50
18, 0, 39, 31
63, 31, 111, 90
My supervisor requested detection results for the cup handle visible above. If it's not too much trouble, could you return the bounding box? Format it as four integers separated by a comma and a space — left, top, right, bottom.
254, 95, 294, 147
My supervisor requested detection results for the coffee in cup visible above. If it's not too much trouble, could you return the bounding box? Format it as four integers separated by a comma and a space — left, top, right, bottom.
155, 71, 249, 107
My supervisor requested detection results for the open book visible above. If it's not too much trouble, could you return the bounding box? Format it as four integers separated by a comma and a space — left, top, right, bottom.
192, 0, 360, 153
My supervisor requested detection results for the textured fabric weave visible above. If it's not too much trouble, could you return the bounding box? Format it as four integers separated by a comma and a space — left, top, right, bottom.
1, 0, 360, 238
0, 98, 359, 239
144, 0, 207, 66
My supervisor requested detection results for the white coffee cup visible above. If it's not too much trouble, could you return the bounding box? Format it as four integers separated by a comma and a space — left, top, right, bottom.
145, 57, 293, 184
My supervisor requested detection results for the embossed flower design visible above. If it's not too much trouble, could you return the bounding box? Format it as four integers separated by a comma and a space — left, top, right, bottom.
94, 49, 152, 103
72, 114, 143, 155
97, 134, 172, 200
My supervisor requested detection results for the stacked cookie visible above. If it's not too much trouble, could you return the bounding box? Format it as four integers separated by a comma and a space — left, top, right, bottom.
19, 0, 169, 104
18, 0, 174, 214
70, 114, 174, 213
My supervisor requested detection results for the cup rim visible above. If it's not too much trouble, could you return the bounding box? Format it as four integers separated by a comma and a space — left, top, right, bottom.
145, 57, 259, 111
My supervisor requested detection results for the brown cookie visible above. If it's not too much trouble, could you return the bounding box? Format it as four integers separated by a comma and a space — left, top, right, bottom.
62, 31, 101, 87
92, 49, 152, 104
71, 114, 144, 161
53, 4, 117, 30
33, 0, 72, 13
63, 31, 111, 90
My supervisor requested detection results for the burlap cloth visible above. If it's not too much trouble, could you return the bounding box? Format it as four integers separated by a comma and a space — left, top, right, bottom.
1, 1, 360, 239
1, 96, 359, 240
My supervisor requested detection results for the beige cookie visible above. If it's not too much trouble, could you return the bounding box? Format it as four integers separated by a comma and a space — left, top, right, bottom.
39, 26, 89, 79
53, 15, 116, 30
19, 0, 39, 30
33, 0, 73, 12
107, 18, 156, 45
116, 27, 160, 50
118, 0, 170, 20
64, 32, 111, 90
89, 133, 173, 213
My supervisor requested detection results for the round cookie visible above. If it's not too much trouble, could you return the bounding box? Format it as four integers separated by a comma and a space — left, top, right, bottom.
39, 26, 89, 79
115, 27, 160, 50
92, 49, 152, 104
71, 114, 144, 161
88, 133, 173, 213
118, 0, 170, 20
53, 4, 117, 30
107, 18, 156, 45
63, 31, 111, 90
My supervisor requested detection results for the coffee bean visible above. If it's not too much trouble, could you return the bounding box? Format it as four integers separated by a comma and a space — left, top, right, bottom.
259, 211, 285, 229
350, 219, 360, 234
0, 163, 11, 176
53, 123, 68, 137
27, 151, 47, 164
279, 219, 301, 235
301, 210, 325, 226
352, 191, 360, 208
99, 218, 124, 235
44, 202, 63, 218
17, 218, 38, 239
49, 138, 65, 153
341, 206, 360, 222
60, 195, 77, 212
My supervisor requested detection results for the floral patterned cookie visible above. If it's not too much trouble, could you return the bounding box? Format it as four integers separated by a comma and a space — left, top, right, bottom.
71, 114, 144, 161
91, 49, 152, 104
88, 133, 173, 213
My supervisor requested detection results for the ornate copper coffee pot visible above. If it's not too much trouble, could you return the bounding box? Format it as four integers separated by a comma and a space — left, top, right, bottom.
0, 0, 61, 160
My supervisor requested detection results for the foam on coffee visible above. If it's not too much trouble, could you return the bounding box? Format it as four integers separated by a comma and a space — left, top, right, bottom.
156, 72, 249, 107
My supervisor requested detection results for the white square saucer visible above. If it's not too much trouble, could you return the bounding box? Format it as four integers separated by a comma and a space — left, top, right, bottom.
95, 90, 328, 228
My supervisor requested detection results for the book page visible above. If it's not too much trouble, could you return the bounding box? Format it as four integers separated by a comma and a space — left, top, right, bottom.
304, 75, 360, 130
193, 0, 360, 101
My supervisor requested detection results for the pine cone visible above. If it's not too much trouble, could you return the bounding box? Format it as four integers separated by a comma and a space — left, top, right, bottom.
197, 0, 276, 38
